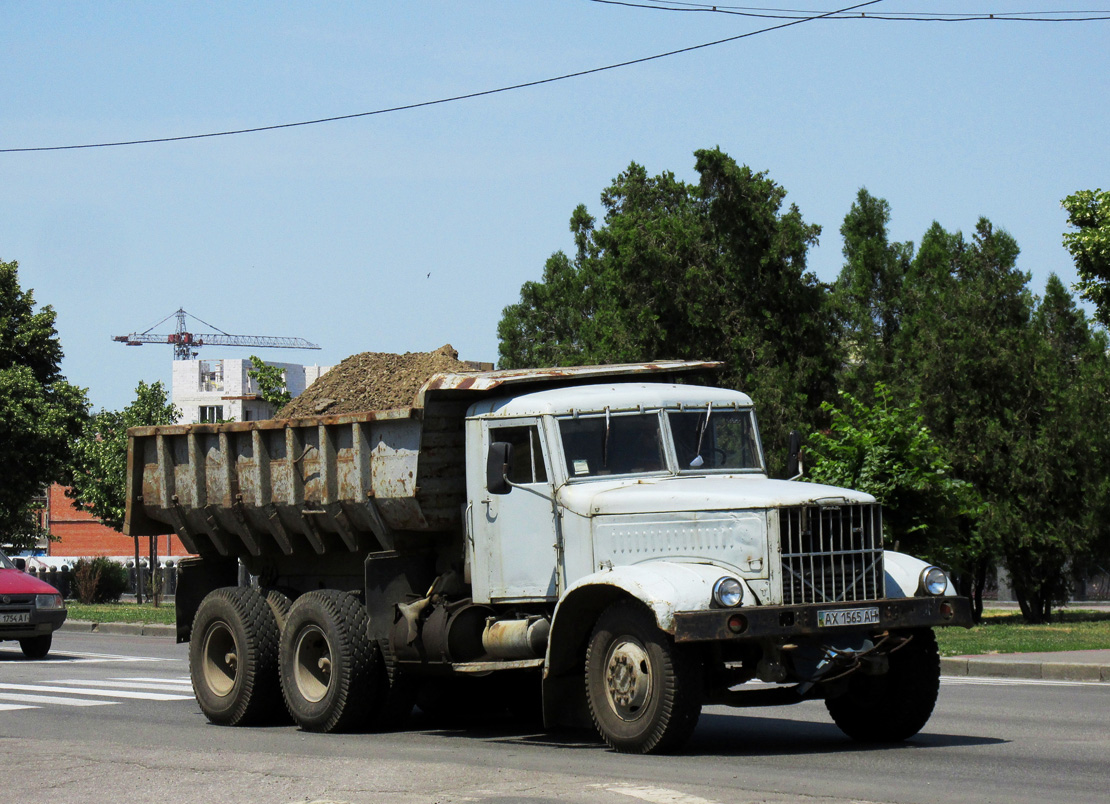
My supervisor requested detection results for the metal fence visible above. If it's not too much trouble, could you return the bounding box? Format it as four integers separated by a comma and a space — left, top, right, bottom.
23, 561, 179, 601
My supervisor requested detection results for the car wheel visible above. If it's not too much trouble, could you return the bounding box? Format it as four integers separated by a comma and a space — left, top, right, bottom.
19, 634, 52, 659
189, 586, 283, 726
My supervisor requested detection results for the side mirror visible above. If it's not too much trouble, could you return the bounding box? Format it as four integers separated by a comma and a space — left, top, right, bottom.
14, 557, 26, 571
785, 430, 802, 479
486, 441, 514, 495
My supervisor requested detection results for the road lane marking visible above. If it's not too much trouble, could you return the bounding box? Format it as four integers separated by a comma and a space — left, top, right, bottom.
0, 692, 113, 707
0, 703, 34, 712
593, 784, 723, 804
50, 679, 193, 692
4, 650, 176, 664
0, 682, 193, 701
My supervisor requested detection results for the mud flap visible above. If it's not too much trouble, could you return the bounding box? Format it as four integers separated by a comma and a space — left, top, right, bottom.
175, 556, 238, 643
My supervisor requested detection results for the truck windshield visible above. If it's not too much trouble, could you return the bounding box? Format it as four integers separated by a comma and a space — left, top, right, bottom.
668, 408, 762, 472
559, 414, 666, 478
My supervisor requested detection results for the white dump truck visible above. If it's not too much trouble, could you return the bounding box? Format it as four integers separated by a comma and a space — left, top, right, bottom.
125, 361, 970, 753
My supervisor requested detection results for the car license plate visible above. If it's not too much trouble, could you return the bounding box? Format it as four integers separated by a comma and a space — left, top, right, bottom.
818, 607, 879, 628
0, 612, 30, 624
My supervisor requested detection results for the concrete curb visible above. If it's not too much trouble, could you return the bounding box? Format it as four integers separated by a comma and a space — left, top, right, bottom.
60, 619, 176, 638
941, 656, 1109, 682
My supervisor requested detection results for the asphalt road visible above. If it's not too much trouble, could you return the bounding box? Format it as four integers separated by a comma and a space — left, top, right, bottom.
2, 632, 1107, 804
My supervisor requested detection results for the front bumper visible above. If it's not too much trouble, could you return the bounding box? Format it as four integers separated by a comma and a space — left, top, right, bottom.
0, 608, 67, 641
673, 596, 971, 643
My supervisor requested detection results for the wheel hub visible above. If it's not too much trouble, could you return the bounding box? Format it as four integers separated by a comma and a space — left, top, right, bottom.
201, 622, 239, 698
293, 625, 333, 703
604, 638, 652, 720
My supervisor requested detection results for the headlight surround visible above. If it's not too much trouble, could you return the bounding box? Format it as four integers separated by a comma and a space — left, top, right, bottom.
920, 567, 948, 596
35, 594, 65, 610
712, 576, 743, 607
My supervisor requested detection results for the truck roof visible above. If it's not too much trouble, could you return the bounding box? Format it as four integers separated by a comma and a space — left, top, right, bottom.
466, 382, 753, 419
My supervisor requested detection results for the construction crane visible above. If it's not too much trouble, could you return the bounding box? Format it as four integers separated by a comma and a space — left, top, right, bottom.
114, 308, 321, 360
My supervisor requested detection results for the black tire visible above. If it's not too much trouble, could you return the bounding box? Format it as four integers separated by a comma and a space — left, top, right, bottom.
279, 590, 378, 733
19, 634, 52, 659
189, 586, 284, 726
825, 628, 941, 743
264, 588, 292, 629
584, 600, 703, 754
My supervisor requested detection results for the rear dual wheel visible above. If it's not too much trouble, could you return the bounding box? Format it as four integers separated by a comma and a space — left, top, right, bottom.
189, 587, 288, 726
279, 589, 412, 733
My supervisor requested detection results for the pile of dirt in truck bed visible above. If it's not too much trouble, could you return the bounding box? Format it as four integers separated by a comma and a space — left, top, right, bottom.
276, 344, 472, 417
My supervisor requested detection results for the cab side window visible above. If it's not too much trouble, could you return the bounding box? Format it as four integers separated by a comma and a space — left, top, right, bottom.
489, 425, 548, 484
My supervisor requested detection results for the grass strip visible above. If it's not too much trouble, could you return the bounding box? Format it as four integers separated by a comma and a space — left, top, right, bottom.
936, 608, 1110, 656
66, 602, 177, 625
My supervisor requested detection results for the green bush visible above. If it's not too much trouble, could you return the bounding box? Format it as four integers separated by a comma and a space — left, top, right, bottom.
70, 557, 129, 603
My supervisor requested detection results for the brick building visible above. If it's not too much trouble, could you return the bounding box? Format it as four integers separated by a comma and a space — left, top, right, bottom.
44, 483, 188, 559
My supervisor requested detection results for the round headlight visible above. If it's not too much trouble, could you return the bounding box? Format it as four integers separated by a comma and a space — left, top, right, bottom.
921, 567, 948, 596
712, 577, 743, 607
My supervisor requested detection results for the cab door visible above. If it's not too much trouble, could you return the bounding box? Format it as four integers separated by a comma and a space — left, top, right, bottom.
468, 418, 559, 602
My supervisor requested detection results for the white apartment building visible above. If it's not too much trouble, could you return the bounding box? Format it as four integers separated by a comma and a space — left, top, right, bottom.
172, 358, 330, 424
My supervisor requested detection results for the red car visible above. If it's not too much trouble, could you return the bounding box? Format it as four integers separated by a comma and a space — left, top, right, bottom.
0, 550, 67, 658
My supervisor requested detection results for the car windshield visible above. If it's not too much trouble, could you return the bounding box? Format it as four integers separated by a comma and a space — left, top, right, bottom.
559, 413, 666, 478
0, 550, 16, 570
668, 408, 763, 472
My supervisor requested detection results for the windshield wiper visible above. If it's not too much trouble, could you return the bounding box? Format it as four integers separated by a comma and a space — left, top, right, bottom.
690, 402, 712, 467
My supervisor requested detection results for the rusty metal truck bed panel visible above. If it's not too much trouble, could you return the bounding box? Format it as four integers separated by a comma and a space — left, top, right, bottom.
124, 361, 721, 560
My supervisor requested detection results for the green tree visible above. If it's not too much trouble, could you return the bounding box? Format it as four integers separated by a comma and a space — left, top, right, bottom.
1062, 189, 1110, 326
888, 218, 1039, 617
68, 380, 179, 531
834, 193, 1110, 622
0, 259, 88, 549
498, 148, 840, 469
806, 383, 978, 570
993, 275, 1110, 622
833, 188, 914, 394
247, 355, 292, 413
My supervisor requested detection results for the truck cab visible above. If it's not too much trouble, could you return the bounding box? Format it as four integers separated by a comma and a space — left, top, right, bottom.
464, 381, 966, 751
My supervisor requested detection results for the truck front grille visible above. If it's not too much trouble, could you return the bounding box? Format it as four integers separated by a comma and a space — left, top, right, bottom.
780, 504, 884, 604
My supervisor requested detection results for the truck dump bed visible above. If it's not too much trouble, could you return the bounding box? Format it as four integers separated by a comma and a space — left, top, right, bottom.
124, 361, 720, 559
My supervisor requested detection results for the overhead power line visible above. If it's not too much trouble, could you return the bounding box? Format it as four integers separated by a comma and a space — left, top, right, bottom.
0, 1, 886, 154
588, 1, 1110, 22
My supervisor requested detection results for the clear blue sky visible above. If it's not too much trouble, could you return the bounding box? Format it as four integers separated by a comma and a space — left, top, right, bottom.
3, 2, 1107, 411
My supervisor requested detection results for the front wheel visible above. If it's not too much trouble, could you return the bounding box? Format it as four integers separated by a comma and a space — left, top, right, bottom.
824, 628, 941, 743
20, 634, 52, 659
584, 600, 703, 754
